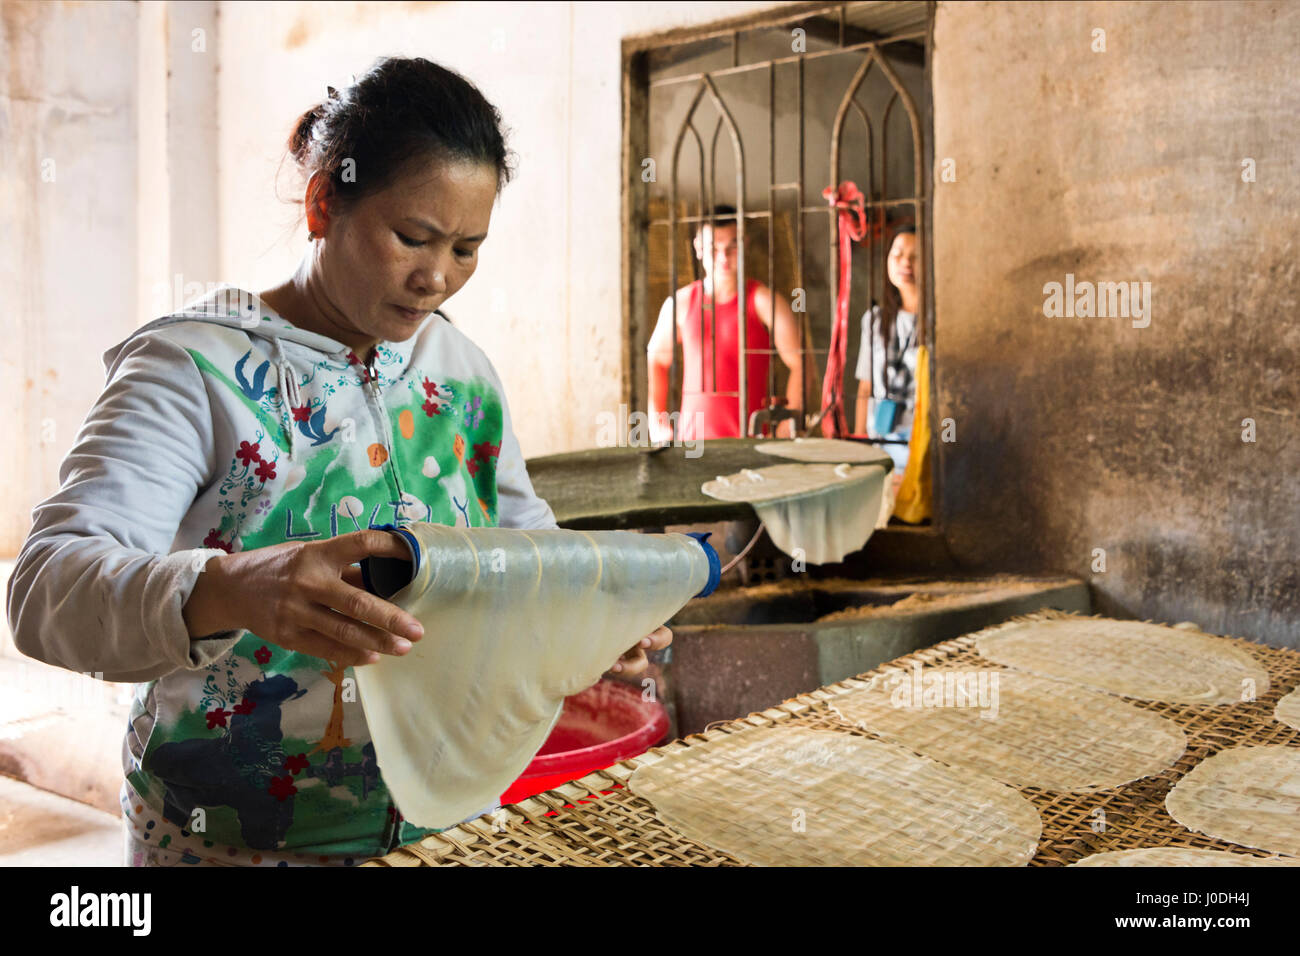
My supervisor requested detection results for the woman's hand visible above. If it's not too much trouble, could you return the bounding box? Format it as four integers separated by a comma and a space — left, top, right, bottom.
609, 625, 672, 679
183, 530, 425, 667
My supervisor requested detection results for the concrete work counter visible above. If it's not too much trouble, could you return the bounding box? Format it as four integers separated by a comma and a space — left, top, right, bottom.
525, 438, 891, 530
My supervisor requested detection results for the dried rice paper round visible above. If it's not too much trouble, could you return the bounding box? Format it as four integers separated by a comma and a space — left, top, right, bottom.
701, 461, 882, 503
701, 463, 887, 564
1165, 746, 1300, 857
827, 668, 1186, 790
974, 616, 1268, 705
1071, 847, 1299, 867
629, 725, 1042, 866
754, 437, 893, 465
1274, 687, 1300, 731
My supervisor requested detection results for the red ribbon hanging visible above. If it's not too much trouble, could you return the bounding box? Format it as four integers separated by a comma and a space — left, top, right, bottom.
820, 182, 867, 438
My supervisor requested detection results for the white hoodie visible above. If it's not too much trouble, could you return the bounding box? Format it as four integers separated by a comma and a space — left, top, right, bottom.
6, 285, 557, 857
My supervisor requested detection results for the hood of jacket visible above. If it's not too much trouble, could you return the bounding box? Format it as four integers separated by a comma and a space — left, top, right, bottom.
105, 284, 439, 465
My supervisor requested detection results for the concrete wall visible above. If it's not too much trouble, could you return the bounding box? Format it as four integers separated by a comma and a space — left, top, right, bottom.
1, 0, 142, 556
1, 0, 221, 558
931, 0, 1300, 647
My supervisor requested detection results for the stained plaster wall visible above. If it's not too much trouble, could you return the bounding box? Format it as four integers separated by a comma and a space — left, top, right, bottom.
931, 0, 1300, 647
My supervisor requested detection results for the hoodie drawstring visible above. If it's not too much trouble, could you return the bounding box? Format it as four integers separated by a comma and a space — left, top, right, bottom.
273, 337, 299, 463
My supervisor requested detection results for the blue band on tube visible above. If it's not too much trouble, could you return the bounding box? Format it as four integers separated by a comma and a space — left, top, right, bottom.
684, 531, 721, 598
360, 523, 422, 596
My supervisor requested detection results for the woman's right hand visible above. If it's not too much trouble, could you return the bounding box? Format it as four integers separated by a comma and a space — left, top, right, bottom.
182, 530, 424, 667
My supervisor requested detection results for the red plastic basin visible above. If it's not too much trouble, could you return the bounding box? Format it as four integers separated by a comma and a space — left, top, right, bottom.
500, 678, 669, 805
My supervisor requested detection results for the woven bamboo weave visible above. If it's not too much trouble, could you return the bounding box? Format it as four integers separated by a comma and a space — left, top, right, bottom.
363, 610, 1300, 867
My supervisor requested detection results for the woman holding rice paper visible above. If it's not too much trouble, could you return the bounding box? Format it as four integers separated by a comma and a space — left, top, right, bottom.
6, 57, 670, 866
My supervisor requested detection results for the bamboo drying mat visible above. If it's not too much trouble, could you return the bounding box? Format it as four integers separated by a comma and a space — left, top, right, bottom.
363, 610, 1300, 867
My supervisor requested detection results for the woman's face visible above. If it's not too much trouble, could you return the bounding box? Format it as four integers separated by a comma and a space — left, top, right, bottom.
314, 157, 498, 344
886, 232, 918, 292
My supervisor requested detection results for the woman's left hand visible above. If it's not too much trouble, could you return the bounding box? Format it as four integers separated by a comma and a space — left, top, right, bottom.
609, 625, 672, 678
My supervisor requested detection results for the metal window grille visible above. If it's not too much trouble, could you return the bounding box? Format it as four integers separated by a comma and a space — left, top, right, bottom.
624, 2, 932, 442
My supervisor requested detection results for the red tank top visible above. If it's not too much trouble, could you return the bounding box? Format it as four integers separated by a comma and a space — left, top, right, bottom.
678, 279, 771, 440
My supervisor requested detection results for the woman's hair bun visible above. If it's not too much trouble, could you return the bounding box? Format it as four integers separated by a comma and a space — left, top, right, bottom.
277, 57, 514, 226
288, 102, 328, 167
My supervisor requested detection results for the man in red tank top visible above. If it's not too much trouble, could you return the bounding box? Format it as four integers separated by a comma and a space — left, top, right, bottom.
647, 205, 803, 440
